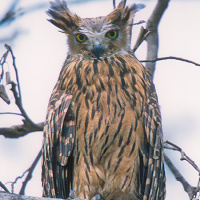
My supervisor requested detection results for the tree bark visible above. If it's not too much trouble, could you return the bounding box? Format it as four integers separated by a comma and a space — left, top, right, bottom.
0, 192, 63, 200
146, 0, 170, 79
0, 122, 44, 138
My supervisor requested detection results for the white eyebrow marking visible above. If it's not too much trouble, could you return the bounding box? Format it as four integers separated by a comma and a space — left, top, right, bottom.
101, 23, 120, 33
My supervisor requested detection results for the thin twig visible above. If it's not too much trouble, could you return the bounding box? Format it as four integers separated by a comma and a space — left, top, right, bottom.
3, 44, 39, 128
164, 140, 200, 199
0, 46, 11, 104
11, 171, 28, 193
0, 112, 23, 116
10, 82, 33, 125
0, 50, 9, 68
19, 149, 42, 195
0, 181, 10, 193
0, 47, 10, 82
0, 85, 10, 104
1, 44, 42, 138
11, 149, 42, 194
164, 153, 196, 199
131, 20, 145, 26
113, 0, 116, 9
164, 140, 200, 174
140, 56, 200, 67
5, 44, 22, 104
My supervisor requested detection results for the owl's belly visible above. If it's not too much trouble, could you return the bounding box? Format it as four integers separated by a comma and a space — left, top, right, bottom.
72, 88, 144, 199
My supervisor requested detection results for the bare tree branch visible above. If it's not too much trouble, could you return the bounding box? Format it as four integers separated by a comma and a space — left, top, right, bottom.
0, 181, 10, 193
0, 46, 10, 104
3, 149, 42, 194
140, 56, 200, 67
19, 149, 42, 195
5, 44, 22, 104
133, 26, 150, 52
10, 81, 37, 127
0, 0, 20, 26
0, 191, 86, 200
5, 44, 37, 127
0, 0, 47, 26
0, 85, 10, 104
164, 153, 197, 200
0, 122, 43, 138
164, 140, 200, 174
0, 44, 44, 138
132, 20, 145, 26
0, 0, 104, 28
0, 191, 64, 200
0, 112, 23, 116
113, 0, 116, 9
0, 0, 48, 43
3, 149, 42, 195
164, 140, 200, 199
145, 0, 170, 79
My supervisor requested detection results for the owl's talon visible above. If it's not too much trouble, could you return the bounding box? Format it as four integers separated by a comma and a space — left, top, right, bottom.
91, 194, 103, 200
67, 190, 88, 200
68, 190, 77, 199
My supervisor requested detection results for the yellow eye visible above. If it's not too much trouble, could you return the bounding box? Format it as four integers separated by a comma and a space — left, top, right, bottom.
106, 30, 118, 39
76, 34, 87, 43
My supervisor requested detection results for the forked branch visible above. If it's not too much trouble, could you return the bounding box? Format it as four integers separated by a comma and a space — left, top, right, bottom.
0, 44, 43, 138
19, 149, 42, 194
164, 140, 200, 199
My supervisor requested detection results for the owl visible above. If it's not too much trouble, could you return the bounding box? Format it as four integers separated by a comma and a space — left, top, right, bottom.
42, 0, 165, 200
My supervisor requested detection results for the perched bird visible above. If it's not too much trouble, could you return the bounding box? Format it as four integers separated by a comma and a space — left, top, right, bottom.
42, 0, 165, 199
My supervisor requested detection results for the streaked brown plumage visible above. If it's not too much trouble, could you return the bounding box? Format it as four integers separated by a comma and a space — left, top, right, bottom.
42, 1, 165, 200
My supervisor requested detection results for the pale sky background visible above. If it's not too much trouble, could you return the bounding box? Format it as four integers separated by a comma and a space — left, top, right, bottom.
0, 0, 200, 199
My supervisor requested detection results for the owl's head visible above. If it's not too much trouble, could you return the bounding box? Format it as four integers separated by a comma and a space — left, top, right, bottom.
47, 0, 144, 59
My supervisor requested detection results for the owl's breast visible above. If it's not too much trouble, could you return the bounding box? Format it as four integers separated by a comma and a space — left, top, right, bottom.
61, 54, 148, 163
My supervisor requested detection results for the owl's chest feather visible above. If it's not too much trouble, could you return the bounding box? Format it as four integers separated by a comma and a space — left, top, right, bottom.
61, 54, 148, 197
61, 54, 147, 161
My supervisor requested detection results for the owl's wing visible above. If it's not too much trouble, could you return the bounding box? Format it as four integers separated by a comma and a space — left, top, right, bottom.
139, 81, 165, 199
42, 81, 75, 198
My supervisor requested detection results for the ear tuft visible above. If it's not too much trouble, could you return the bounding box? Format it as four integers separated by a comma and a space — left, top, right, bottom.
106, 1, 145, 25
47, 0, 81, 33
49, 0, 68, 12
118, 0, 127, 8
134, 4, 146, 12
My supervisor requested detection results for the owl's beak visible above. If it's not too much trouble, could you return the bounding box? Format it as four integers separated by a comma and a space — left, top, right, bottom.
92, 41, 103, 60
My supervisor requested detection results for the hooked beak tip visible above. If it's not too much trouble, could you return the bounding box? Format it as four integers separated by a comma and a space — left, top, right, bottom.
92, 42, 102, 59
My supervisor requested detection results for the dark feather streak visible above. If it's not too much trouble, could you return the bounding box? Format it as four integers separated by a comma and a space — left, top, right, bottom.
99, 78, 105, 90
90, 150, 93, 165
93, 59, 98, 74
129, 140, 136, 157
114, 157, 122, 172
118, 143, 126, 158
118, 135, 123, 147
91, 105, 95, 119
126, 124, 133, 145
83, 154, 90, 172
84, 112, 89, 154
121, 175, 129, 190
